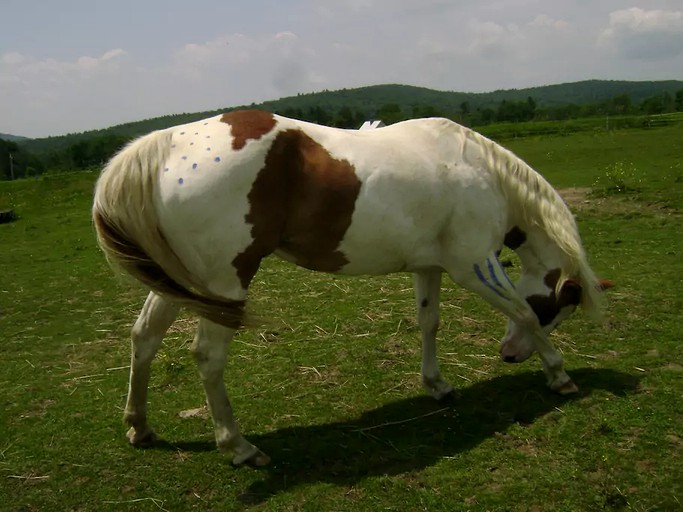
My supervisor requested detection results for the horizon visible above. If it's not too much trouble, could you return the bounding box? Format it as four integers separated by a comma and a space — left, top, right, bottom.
4, 78, 683, 140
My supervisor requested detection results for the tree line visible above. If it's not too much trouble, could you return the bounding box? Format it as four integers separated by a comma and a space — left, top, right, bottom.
2, 89, 682, 180
284, 89, 683, 127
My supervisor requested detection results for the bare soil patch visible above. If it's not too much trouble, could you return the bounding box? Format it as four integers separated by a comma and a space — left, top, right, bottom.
559, 187, 678, 216
559, 187, 593, 210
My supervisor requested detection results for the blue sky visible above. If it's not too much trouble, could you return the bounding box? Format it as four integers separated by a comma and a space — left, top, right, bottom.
2, 0, 682, 137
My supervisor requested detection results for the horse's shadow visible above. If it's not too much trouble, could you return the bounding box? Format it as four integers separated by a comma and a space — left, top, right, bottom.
165, 368, 639, 503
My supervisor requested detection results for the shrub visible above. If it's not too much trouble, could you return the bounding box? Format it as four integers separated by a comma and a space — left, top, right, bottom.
591, 161, 642, 196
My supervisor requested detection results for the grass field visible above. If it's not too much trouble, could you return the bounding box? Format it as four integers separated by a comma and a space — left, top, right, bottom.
478, 112, 683, 142
1, 123, 681, 511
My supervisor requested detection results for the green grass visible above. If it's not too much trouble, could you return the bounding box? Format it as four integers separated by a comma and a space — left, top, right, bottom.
1, 124, 682, 511
504, 123, 683, 209
478, 112, 683, 142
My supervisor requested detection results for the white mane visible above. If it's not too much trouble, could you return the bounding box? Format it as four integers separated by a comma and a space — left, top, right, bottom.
458, 125, 603, 318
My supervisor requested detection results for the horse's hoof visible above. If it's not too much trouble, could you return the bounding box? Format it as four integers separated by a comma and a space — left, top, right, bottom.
233, 449, 271, 467
435, 388, 458, 402
127, 426, 157, 446
246, 450, 271, 467
555, 379, 579, 396
424, 378, 455, 402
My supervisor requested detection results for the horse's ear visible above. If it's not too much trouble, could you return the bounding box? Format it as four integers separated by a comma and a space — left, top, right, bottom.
598, 278, 615, 291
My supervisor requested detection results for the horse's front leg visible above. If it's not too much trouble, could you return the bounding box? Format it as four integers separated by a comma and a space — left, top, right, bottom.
414, 271, 454, 400
449, 255, 576, 395
191, 318, 270, 466
125, 292, 180, 445
537, 339, 578, 394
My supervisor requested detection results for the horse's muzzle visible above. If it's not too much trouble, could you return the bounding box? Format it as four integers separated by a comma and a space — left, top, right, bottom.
499, 334, 535, 363
502, 353, 520, 363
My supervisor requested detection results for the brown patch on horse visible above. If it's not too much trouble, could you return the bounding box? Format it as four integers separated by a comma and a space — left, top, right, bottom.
232, 129, 362, 288
525, 268, 582, 326
221, 110, 277, 151
504, 226, 527, 250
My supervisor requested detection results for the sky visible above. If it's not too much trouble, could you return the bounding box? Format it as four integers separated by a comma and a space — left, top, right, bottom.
1, 0, 683, 138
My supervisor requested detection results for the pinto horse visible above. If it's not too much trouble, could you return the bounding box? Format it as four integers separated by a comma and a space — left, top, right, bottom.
93, 110, 612, 466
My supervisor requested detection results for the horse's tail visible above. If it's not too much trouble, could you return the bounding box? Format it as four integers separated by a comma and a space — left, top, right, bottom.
92, 129, 247, 328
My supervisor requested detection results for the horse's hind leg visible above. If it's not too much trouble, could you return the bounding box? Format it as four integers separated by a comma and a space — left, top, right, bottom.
414, 270, 454, 400
124, 292, 180, 445
191, 318, 270, 466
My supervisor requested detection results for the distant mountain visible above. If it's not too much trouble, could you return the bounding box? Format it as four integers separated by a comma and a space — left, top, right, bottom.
18, 79, 683, 155
261, 79, 683, 112
0, 133, 29, 142
466, 79, 683, 106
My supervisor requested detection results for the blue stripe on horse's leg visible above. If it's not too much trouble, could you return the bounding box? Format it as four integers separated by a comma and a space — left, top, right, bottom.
451, 261, 572, 392
466, 258, 531, 318
496, 255, 516, 289
473, 263, 510, 300
488, 254, 517, 293
487, 258, 503, 288
414, 271, 453, 400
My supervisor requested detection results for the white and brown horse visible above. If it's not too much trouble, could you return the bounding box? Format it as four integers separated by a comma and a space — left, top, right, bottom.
92, 110, 612, 466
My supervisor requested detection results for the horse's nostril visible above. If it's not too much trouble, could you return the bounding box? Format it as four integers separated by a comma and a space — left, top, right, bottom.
503, 354, 517, 363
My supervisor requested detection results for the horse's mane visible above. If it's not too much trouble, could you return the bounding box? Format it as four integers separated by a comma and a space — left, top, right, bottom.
459, 125, 603, 319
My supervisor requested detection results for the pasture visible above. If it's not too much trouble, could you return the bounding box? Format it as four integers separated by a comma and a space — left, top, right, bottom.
1, 123, 681, 511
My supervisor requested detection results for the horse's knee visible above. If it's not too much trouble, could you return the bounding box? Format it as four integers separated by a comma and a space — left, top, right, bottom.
417, 310, 439, 333
130, 323, 162, 363
190, 340, 210, 365
191, 339, 227, 380
130, 321, 150, 345
130, 293, 178, 348
191, 321, 235, 373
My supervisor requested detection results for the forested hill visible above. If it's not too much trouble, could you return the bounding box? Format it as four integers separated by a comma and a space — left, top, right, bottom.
466, 79, 683, 106
9, 79, 683, 170
0, 133, 28, 142
260, 79, 683, 116
16, 80, 681, 148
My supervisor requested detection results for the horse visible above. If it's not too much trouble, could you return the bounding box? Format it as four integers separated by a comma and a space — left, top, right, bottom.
92, 110, 613, 466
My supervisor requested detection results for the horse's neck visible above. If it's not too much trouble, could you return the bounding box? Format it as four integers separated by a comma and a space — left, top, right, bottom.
514, 228, 565, 274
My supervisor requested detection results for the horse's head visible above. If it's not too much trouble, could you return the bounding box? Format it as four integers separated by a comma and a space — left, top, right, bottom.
499, 268, 614, 363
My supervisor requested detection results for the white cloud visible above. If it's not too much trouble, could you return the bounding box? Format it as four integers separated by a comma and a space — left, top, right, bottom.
410, 13, 579, 90
529, 14, 571, 32
468, 20, 516, 58
0, 49, 133, 135
101, 49, 127, 62
599, 7, 683, 59
2, 52, 26, 65
176, 35, 240, 66
172, 32, 321, 99
1, 48, 126, 79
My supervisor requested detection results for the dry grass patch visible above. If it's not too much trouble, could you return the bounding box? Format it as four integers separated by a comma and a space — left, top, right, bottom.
560, 186, 681, 217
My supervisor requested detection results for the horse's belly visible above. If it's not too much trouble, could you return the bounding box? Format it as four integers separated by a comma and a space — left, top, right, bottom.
337, 240, 442, 275
273, 243, 408, 275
